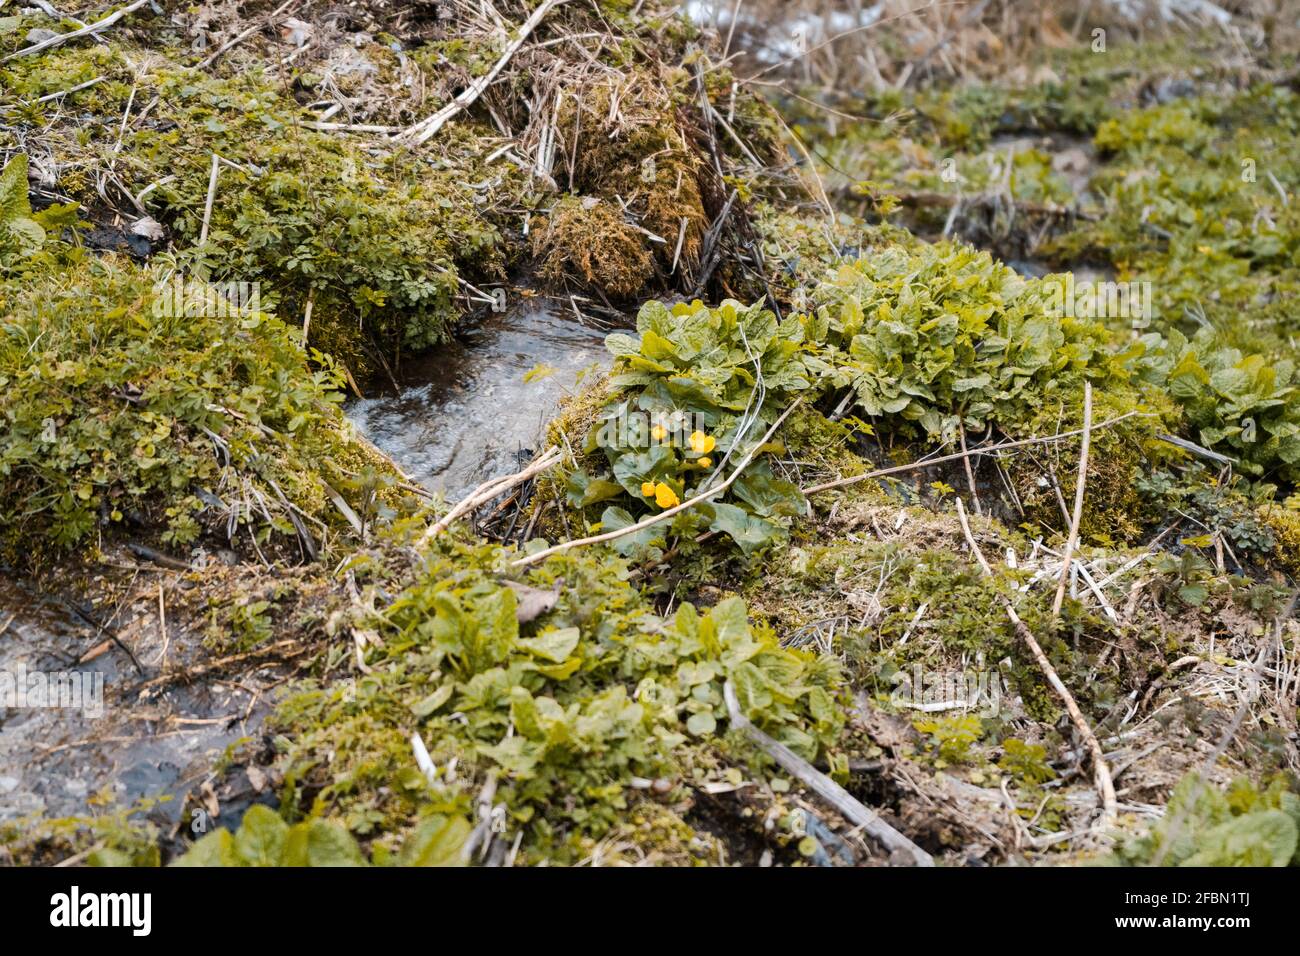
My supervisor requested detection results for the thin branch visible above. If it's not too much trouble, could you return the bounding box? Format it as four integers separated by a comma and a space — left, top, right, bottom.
197, 0, 300, 70
1052, 382, 1092, 618
959, 421, 980, 514
398, 0, 572, 146
35, 75, 107, 104
198, 153, 221, 246
802, 411, 1146, 495
422, 448, 562, 544
955, 498, 1117, 824
2, 0, 150, 62
723, 680, 934, 866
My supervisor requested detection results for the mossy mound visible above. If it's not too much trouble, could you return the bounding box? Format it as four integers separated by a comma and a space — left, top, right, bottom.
252, 531, 844, 864
533, 196, 654, 298
0, 246, 388, 564
1, 39, 517, 383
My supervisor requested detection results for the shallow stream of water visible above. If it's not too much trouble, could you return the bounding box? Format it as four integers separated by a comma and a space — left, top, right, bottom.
0, 575, 265, 830
346, 301, 612, 499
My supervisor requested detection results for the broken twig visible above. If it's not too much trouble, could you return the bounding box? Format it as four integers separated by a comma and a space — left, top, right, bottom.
803, 411, 1146, 496
399, 0, 572, 146
723, 680, 933, 866
3, 0, 150, 62
422, 447, 562, 544
1051, 382, 1092, 618
955, 498, 1117, 824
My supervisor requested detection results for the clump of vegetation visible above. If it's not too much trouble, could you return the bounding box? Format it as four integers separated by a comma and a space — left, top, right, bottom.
533, 196, 654, 298
176, 805, 476, 867
805, 244, 1146, 443
2, 44, 516, 380
0, 791, 161, 867
913, 713, 983, 767
564, 297, 815, 560
1259, 496, 1300, 576
0, 154, 59, 263
1132, 326, 1300, 484
4, 0, 1298, 871
0, 235, 378, 562
558, 238, 1172, 565
1114, 773, 1300, 867
998, 738, 1056, 786
261, 533, 844, 863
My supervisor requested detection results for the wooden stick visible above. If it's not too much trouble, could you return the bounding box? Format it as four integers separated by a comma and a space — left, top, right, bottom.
959, 422, 981, 514
802, 411, 1144, 496
198, 153, 220, 245
723, 681, 934, 866
399, 0, 571, 146
301, 122, 400, 133
2, 0, 150, 61
35, 76, 107, 103
1052, 382, 1092, 618
422, 448, 562, 544
300, 289, 314, 345
512, 399, 802, 568
954, 498, 1117, 823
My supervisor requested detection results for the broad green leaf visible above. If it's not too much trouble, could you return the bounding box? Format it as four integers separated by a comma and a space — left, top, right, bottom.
518, 626, 580, 663
233, 804, 290, 866
398, 814, 472, 867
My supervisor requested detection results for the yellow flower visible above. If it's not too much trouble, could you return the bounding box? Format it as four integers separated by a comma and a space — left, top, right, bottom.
688, 431, 716, 454
697, 456, 712, 469
641, 481, 657, 497
654, 482, 680, 508
651, 423, 668, 441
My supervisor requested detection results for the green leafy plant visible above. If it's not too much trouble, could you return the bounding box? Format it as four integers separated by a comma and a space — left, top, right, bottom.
0, 251, 379, 560
175, 804, 473, 867
0, 154, 44, 260
268, 534, 844, 863
1133, 327, 1300, 482
1115, 773, 1300, 867
913, 713, 983, 766
806, 243, 1133, 444
568, 297, 815, 557
998, 738, 1056, 785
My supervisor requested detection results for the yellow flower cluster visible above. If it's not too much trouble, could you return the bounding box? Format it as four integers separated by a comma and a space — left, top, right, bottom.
639, 430, 717, 508
641, 481, 680, 508
688, 430, 716, 454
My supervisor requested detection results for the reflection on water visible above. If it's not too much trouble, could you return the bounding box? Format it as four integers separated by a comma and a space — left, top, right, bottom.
346, 302, 612, 499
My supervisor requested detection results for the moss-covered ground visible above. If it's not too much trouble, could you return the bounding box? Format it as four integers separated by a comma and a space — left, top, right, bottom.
1, 2, 1297, 868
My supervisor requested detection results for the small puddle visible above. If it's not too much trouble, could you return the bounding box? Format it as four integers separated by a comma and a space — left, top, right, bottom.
0, 574, 273, 832
347, 301, 613, 498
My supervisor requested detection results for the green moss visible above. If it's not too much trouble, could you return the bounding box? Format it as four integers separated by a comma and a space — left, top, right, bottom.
0, 246, 383, 562
533, 196, 654, 298
2, 46, 518, 381
1258, 498, 1300, 577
